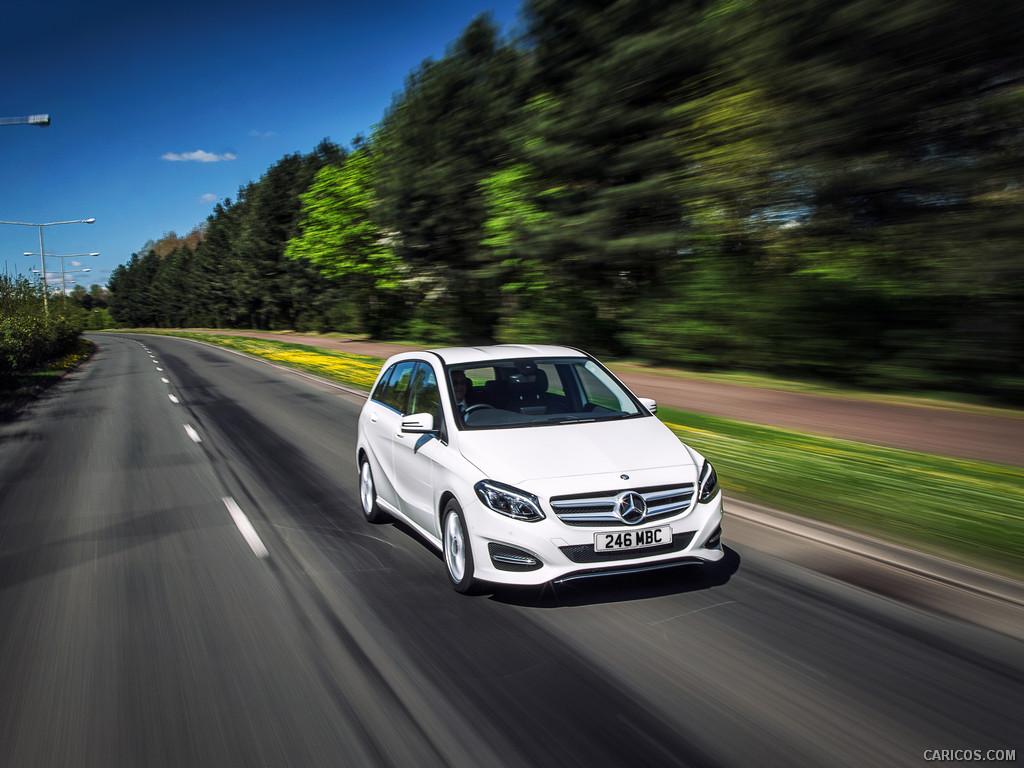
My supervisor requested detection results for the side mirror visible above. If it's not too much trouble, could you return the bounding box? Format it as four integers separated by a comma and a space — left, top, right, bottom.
401, 413, 437, 434
638, 398, 658, 415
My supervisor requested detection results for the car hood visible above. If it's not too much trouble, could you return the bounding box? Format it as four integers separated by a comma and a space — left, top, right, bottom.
456, 417, 695, 485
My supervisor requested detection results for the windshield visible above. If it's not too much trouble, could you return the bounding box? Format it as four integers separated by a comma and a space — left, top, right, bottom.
448, 357, 647, 430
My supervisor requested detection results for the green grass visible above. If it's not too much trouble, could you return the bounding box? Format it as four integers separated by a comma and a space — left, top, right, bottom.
119, 330, 1024, 578
658, 405, 1024, 578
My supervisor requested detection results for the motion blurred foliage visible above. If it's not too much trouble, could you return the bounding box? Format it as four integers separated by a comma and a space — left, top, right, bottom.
0, 275, 85, 382
106, 0, 1024, 403
284, 147, 407, 337
373, 14, 526, 343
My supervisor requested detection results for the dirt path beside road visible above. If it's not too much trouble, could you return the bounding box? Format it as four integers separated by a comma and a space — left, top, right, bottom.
166, 330, 1024, 467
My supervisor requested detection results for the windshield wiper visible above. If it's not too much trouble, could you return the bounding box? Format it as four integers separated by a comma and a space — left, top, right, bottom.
547, 412, 634, 425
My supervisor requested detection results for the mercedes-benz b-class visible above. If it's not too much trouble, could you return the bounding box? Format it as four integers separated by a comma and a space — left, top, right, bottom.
355, 345, 724, 593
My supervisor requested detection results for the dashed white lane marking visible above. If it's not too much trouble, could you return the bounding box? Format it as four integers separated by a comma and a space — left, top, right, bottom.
161, 378, 169, 383
183, 424, 201, 443
168, 394, 179, 404
156, 367, 163, 372
223, 497, 269, 558
152, 360, 159, 364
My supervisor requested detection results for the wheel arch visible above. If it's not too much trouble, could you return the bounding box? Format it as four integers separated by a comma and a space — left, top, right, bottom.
438, 490, 459, 531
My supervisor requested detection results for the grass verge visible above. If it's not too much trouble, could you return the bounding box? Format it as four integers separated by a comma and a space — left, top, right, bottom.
0, 338, 96, 421
122, 330, 1024, 579
658, 405, 1024, 579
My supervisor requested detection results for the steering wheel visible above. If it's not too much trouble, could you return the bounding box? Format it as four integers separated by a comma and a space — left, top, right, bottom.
464, 403, 495, 414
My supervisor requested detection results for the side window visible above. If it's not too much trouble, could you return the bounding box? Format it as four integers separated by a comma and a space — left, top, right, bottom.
376, 361, 417, 414
578, 363, 628, 411
408, 363, 441, 423
371, 364, 396, 405
539, 362, 563, 396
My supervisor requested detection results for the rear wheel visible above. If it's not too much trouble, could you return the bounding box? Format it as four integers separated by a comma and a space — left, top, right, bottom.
359, 459, 386, 523
443, 501, 481, 594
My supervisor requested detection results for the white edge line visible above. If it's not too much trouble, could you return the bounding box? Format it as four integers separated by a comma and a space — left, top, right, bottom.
223, 497, 269, 558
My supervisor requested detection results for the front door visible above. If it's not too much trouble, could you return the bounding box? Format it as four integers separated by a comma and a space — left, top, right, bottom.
393, 362, 443, 534
364, 360, 417, 510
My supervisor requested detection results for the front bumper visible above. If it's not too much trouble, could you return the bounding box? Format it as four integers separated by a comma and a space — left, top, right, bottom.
464, 491, 724, 586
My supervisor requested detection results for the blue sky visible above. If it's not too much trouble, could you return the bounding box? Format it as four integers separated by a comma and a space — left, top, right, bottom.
1, 0, 523, 291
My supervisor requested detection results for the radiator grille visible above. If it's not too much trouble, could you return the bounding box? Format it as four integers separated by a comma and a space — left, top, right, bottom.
549, 483, 695, 527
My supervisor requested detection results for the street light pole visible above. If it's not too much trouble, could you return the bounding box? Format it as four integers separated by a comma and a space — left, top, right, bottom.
0, 114, 50, 127
38, 225, 46, 305
0, 219, 94, 313
23, 253, 99, 298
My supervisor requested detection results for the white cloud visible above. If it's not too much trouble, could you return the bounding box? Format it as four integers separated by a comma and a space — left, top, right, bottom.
249, 130, 278, 138
162, 150, 237, 163
199, 193, 218, 204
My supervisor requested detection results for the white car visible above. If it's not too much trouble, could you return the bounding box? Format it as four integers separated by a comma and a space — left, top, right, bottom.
355, 345, 724, 593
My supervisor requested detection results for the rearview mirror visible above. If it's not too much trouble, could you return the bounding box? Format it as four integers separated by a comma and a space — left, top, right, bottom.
401, 413, 437, 434
638, 398, 658, 415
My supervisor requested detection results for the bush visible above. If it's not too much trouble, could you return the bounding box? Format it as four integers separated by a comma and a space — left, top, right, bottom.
0, 275, 85, 381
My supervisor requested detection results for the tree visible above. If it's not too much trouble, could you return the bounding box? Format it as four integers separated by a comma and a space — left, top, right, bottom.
286, 148, 404, 336
513, 0, 713, 352
678, 0, 1024, 391
374, 14, 526, 341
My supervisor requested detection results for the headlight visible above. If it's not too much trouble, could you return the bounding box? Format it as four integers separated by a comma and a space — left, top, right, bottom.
698, 460, 720, 504
474, 480, 545, 522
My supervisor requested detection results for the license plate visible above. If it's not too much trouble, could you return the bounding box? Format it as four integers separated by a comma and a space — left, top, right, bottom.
594, 525, 672, 552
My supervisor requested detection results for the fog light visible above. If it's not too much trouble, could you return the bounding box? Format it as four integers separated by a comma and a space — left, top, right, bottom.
489, 543, 542, 572
703, 526, 722, 549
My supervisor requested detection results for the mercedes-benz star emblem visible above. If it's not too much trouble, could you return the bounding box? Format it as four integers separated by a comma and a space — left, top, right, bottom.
615, 492, 647, 525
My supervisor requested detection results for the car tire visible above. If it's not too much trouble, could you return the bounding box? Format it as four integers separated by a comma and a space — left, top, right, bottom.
359, 459, 386, 523
443, 500, 481, 595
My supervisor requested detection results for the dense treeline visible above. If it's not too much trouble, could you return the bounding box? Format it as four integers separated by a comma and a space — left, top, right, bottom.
67, 283, 114, 330
108, 0, 1024, 402
0, 275, 85, 381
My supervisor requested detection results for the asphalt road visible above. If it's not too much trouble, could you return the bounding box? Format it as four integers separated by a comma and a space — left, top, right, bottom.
1, 333, 1021, 768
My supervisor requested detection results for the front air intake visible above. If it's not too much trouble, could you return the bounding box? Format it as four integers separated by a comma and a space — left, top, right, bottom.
489, 543, 542, 572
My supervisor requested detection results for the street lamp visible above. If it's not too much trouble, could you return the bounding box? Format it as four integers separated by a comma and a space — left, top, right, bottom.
23, 251, 98, 298
0, 218, 94, 312
29, 268, 90, 293
59, 269, 92, 295
0, 114, 50, 127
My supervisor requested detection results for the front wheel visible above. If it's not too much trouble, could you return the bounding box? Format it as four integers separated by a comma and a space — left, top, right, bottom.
359, 459, 386, 523
443, 501, 481, 595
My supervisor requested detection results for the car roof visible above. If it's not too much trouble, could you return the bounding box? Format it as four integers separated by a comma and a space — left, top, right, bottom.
390, 344, 587, 367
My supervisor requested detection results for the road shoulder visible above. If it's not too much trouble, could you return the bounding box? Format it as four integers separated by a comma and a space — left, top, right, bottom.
727, 499, 1024, 641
